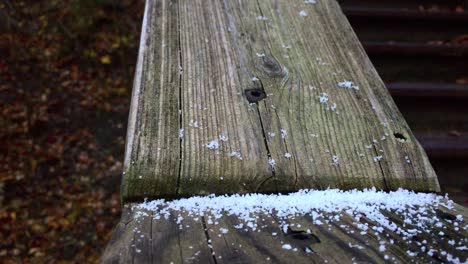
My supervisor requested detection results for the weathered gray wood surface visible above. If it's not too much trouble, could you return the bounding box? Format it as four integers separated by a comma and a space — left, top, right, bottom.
122, 0, 439, 202
102, 202, 468, 263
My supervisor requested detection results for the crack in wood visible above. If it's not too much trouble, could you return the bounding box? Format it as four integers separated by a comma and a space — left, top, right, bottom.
201, 216, 218, 264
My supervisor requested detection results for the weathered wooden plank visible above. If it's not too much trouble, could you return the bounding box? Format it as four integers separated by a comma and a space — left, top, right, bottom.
102, 201, 468, 263
122, 0, 439, 201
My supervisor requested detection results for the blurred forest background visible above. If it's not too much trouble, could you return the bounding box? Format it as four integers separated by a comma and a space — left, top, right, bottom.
1, 0, 467, 263
1, 0, 144, 262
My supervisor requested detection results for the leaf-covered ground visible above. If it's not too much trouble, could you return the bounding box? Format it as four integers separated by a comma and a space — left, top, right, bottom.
1, 0, 144, 262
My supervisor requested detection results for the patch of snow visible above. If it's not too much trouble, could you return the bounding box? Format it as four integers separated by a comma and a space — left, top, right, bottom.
134, 188, 461, 260
189, 120, 199, 128
229, 151, 243, 160
206, 140, 220, 150
332, 155, 339, 166
338, 81, 359, 90
299, 10, 308, 17
348, 243, 364, 250
282, 244, 292, 250
268, 158, 276, 170
405, 156, 411, 164
379, 244, 386, 252
280, 129, 287, 139
319, 93, 329, 103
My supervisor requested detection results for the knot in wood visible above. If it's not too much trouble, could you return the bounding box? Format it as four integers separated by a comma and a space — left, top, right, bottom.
261, 56, 284, 77
245, 88, 266, 103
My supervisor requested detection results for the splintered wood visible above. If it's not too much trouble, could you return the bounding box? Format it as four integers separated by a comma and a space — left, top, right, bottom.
122, 0, 439, 201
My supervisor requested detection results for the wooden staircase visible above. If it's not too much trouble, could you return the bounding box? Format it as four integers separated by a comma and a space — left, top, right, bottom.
339, 0, 468, 203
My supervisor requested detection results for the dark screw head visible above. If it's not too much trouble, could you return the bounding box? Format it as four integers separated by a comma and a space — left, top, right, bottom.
245, 89, 266, 103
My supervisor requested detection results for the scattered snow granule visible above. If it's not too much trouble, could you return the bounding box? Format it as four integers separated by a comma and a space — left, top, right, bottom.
179, 129, 184, 139
319, 93, 329, 103
252, 76, 259, 81
304, 0, 316, 4
219, 135, 228, 142
405, 156, 411, 164
305, 247, 313, 253
338, 81, 359, 90
272, 232, 278, 236
280, 129, 287, 139
332, 155, 339, 166
256, 53, 266, 57
268, 132, 276, 138
284, 152, 292, 158
282, 244, 293, 250
256, 16, 268, 21
407, 250, 418, 257
348, 243, 364, 250
220, 228, 229, 234
229, 151, 243, 160
268, 158, 276, 170
299, 10, 308, 17
379, 244, 386, 252
373, 155, 383, 162
331, 103, 337, 111
189, 120, 199, 128
206, 140, 220, 150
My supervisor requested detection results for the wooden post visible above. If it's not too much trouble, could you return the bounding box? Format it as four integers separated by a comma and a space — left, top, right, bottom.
103, 0, 466, 263
121, 0, 439, 203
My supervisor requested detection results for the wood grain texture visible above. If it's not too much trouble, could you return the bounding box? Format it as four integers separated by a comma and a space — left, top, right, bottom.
122, 0, 440, 201
102, 203, 468, 263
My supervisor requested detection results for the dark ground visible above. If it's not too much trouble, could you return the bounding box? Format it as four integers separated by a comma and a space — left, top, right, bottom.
1, 0, 144, 262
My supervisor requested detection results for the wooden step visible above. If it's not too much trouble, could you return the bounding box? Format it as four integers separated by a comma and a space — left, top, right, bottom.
342, 8, 468, 43
387, 83, 468, 98
370, 55, 467, 83
416, 134, 468, 159
364, 42, 468, 57
343, 7, 468, 21
338, 0, 467, 10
